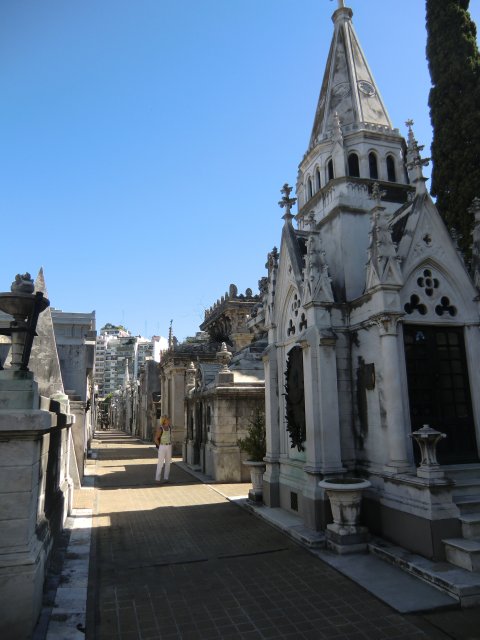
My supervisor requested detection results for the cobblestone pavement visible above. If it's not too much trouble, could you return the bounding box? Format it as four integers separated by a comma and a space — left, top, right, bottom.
86, 431, 478, 640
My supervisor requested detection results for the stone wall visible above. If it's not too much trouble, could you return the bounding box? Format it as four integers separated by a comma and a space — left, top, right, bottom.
0, 373, 74, 639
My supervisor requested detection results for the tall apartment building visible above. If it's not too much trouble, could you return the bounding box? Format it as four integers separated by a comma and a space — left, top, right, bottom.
137, 335, 167, 373
95, 326, 166, 397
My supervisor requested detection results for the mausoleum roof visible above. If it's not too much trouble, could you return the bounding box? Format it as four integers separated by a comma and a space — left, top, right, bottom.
308, 2, 392, 150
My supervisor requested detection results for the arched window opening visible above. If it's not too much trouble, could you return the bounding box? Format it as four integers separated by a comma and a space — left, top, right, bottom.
327, 159, 334, 182
316, 167, 321, 191
308, 177, 313, 200
386, 155, 396, 182
348, 153, 360, 177
369, 152, 378, 179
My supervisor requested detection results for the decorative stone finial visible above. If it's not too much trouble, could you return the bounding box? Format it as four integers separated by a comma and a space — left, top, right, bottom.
332, 112, 343, 144
185, 361, 196, 390
278, 183, 297, 222
409, 425, 447, 480
307, 211, 316, 230
469, 197, 480, 291
405, 119, 430, 194
216, 342, 232, 370
266, 246, 279, 272
370, 182, 386, 206
11, 273, 34, 294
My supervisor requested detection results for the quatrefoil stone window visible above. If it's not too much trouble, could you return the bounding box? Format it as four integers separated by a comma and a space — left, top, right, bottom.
417, 269, 439, 297
405, 267, 457, 318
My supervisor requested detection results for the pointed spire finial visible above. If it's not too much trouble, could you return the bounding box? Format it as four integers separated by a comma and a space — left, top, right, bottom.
370, 182, 387, 206
405, 119, 430, 194
332, 112, 343, 143
470, 197, 480, 291
307, 211, 316, 230
278, 183, 297, 222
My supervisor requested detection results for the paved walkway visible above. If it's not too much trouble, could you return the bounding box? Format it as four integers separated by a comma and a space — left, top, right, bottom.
72, 431, 480, 640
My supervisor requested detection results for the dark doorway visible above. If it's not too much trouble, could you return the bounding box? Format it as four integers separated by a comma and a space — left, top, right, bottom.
404, 325, 478, 464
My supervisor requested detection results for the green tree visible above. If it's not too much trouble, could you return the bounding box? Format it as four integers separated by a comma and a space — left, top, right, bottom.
238, 409, 266, 462
426, 0, 480, 256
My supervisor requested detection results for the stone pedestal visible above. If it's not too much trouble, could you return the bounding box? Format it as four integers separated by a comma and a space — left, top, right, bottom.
0, 370, 57, 640
263, 458, 281, 507
319, 478, 371, 554
243, 461, 266, 503
380, 474, 459, 559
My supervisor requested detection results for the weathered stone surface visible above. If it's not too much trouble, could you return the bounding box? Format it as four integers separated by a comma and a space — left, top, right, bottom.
29, 269, 64, 399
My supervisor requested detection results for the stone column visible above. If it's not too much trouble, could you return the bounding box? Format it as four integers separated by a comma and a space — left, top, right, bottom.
377, 316, 412, 473
302, 326, 345, 530
0, 370, 56, 640
303, 327, 344, 474
171, 366, 187, 456
262, 344, 280, 507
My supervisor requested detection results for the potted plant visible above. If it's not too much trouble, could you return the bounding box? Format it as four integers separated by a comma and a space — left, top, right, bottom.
238, 409, 266, 503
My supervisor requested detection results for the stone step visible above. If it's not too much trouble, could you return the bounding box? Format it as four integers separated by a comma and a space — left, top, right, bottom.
454, 495, 480, 515
444, 463, 480, 483
451, 479, 480, 498
369, 537, 480, 607
460, 514, 480, 539
443, 538, 480, 572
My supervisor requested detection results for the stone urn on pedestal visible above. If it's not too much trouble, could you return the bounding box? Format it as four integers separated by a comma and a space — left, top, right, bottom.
319, 477, 371, 554
238, 409, 266, 503
0, 273, 49, 372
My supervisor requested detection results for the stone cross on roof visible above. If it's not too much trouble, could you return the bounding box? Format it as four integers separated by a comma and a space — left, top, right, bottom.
278, 183, 297, 221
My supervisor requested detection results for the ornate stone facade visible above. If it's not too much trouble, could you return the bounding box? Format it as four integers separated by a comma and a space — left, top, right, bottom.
256, 2, 480, 563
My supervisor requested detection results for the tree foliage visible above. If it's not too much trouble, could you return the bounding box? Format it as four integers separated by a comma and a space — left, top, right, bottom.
238, 409, 266, 462
426, 0, 480, 256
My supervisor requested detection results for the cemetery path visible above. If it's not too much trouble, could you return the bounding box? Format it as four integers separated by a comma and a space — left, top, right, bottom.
84, 430, 476, 640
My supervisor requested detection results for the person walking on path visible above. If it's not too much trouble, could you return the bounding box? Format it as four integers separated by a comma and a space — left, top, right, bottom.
154, 415, 172, 482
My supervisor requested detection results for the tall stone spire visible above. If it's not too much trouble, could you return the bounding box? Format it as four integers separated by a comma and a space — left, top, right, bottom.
309, 2, 392, 149
30, 268, 65, 398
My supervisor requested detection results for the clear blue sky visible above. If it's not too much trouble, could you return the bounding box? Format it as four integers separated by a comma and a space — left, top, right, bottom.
1, 1, 479, 342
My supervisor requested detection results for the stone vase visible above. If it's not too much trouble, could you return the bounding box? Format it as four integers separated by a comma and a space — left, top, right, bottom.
243, 460, 266, 503
319, 478, 371, 553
